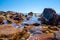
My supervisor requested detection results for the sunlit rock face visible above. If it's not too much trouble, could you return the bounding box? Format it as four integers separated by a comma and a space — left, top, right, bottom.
0, 11, 6, 15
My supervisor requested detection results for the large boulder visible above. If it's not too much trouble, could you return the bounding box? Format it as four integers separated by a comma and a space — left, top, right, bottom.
41, 8, 57, 25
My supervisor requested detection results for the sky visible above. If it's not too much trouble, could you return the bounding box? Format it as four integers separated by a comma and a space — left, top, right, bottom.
0, 0, 60, 14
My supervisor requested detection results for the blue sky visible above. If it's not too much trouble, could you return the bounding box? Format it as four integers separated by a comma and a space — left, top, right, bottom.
0, 0, 60, 14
